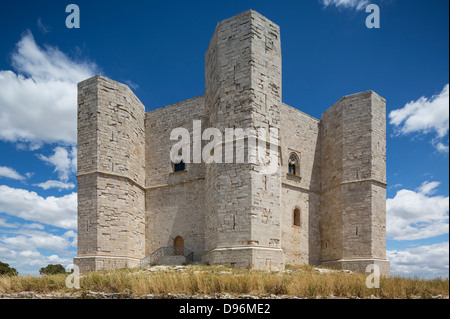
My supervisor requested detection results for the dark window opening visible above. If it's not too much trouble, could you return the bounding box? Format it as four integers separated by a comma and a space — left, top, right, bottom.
173, 151, 186, 172
289, 162, 296, 175
288, 153, 299, 176
293, 208, 301, 226
174, 161, 185, 172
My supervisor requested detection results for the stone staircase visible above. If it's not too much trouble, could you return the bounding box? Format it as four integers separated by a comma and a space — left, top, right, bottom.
140, 246, 194, 268
153, 255, 186, 265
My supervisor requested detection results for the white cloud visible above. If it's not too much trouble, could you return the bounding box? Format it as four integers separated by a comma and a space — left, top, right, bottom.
0, 219, 76, 275
320, 0, 369, 10
0, 218, 19, 228
25, 172, 34, 179
389, 84, 449, 152
417, 180, 440, 195
435, 141, 449, 153
0, 246, 74, 276
0, 166, 25, 180
25, 223, 45, 230
37, 146, 77, 182
70, 146, 77, 172
388, 183, 403, 190
34, 180, 75, 190
124, 79, 139, 90
0, 185, 77, 229
1, 230, 72, 251
387, 242, 449, 278
0, 31, 98, 147
0, 218, 44, 230
63, 230, 77, 248
387, 181, 449, 241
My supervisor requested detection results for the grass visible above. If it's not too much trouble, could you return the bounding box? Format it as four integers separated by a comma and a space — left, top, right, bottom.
0, 265, 448, 299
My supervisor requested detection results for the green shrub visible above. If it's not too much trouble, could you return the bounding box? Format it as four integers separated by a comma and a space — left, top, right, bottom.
0, 261, 18, 276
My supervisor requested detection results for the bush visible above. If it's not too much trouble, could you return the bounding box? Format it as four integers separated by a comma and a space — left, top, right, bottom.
39, 264, 67, 276
0, 261, 18, 276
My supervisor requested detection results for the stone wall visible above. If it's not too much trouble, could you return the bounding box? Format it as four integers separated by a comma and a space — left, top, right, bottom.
320, 97, 344, 262
145, 96, 206, 188
145, 96, 206, 262
279, 103, 321, 265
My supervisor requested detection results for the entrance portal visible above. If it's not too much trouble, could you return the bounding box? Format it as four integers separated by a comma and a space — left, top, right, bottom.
174, 236, 184, 256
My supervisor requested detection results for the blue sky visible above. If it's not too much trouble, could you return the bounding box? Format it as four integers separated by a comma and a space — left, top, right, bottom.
0, 0, 448, 277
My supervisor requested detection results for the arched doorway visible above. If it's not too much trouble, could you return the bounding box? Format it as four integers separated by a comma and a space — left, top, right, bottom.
174, 236, 184, 256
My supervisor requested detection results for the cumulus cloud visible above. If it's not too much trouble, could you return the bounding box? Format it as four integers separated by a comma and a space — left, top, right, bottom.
435, 141, 449, 153
0, 216, 76, 276
1, 230, 73, 251
0, 166, 25, 180
387, 181, 449, 241
320, 0, 369, 10
389, 84, 449, 152
0, 217, 44, 230
0, 245, 74, 276
37, 146, 77, 182
34, 180, 75, 191
0, 185, 77, 229
0, 218, 19, 228
387, 242, 449, 278
0, 31, 98, 147
0, 30, 91, 276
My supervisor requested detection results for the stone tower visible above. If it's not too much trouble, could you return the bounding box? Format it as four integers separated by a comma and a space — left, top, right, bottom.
320, 91, 389, 274
74, 76, 146, 273
203, 10, 284, 270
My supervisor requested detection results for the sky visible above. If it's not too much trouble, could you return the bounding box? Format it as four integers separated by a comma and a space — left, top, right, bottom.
0, 0, 448, 278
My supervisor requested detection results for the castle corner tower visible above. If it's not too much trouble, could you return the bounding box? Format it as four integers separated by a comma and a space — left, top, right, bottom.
203, 10, 285, 270
320, 91, 390, 276
74, 75, 146, 272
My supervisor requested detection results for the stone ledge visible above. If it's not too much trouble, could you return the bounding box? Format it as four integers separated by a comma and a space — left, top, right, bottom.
286, 173, 302, 182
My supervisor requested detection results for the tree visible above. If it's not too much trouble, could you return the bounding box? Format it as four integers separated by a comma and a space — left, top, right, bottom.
39, 264, 66, 276
0, 261, 18, 276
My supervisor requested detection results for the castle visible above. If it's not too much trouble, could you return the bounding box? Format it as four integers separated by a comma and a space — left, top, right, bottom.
74, 10, 390, 276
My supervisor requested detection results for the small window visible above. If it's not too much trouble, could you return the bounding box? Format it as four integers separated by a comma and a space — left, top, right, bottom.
173, 151, 186, 172
288, 153, 299, 176
174, 161, 185, 172
293, 207, 301, 226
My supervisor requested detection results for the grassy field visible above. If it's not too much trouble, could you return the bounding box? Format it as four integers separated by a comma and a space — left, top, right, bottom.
0, 265, 448, 299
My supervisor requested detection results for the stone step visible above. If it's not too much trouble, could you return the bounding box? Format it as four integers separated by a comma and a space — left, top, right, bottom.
154, 255, 186, 265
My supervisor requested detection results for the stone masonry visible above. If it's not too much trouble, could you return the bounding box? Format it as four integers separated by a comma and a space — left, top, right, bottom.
74, 10, 390, 276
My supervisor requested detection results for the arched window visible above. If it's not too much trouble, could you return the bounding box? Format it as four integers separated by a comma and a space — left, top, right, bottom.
288, 153, 299, 176
293, 207, 301, 226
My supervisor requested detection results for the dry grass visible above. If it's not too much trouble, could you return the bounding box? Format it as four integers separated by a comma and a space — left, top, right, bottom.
0, 265, 448, 299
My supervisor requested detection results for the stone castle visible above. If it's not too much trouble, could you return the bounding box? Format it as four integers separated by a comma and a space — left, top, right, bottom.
74, 10, 390, 275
